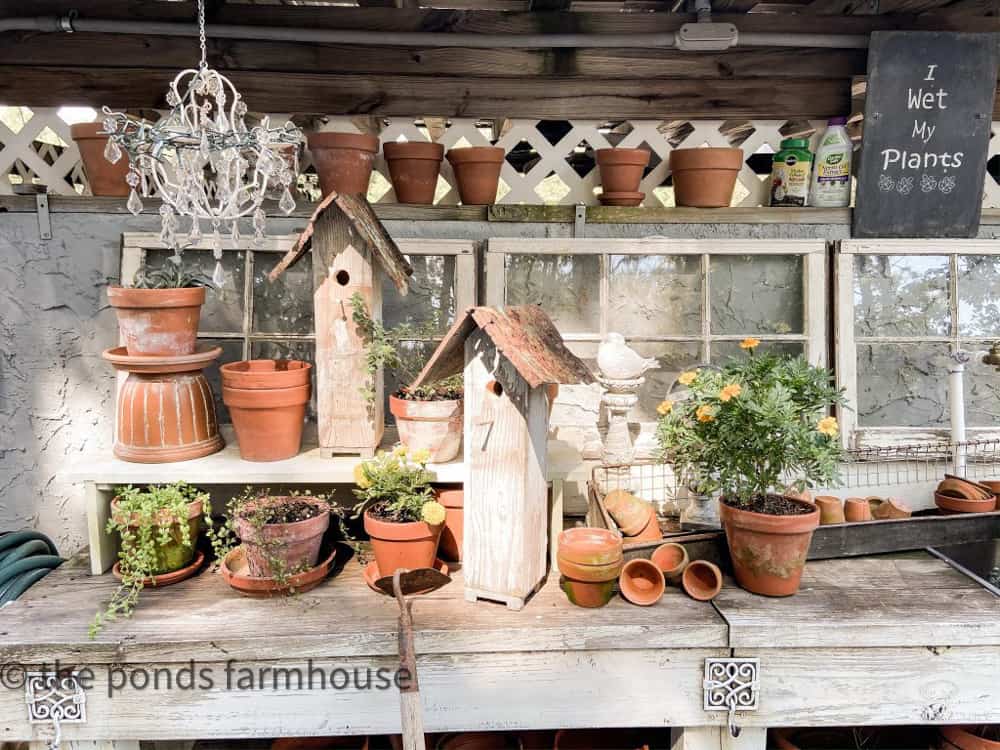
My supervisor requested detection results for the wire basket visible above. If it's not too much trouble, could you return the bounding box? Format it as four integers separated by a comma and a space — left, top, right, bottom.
841, 438, 1000, 488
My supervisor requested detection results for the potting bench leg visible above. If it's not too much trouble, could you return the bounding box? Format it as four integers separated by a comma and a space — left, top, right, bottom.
550, 479, 564, 576
86, 482, 117, 575
672, 727, 767, 750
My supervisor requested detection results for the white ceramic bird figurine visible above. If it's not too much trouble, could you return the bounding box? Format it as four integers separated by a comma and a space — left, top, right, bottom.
597, 332, 659, 380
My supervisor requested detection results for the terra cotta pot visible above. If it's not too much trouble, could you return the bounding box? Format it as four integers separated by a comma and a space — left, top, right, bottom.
557, 526, 623, 608
307, 131, 379, 197
446, 146, 504, 205
235, 496, 330, 578
619, 558, 665, 606
436, 485, 464, 562
389, 395, 463, 463
71, 122, 131, 197
603, 490, 655, 537
815, 496, 845, 525
940, 726, 1000, 750
107, 286, 206, 357
681, 559, 723, 601
364, 509, 442, 575
651, 541, 689, 584
596, 148, 650, 194
719, 496, 819, 597
844, 497, 873, 522
110, 496, 203, 575
384, 141, 445, 205
669, 147, 743, 208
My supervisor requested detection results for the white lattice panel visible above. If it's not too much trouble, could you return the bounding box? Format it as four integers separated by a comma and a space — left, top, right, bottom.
6, 107, 1000, 209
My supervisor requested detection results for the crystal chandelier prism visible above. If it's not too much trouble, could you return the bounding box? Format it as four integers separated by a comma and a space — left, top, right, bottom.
100, 0, 303, 286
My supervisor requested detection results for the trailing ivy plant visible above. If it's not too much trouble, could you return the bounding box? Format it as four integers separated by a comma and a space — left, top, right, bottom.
90, 482, 210, 638
131, 259, 214, 289
349, 292, 463, 404
353, 446, 446, 526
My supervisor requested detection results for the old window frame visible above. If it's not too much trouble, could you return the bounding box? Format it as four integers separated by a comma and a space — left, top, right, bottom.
837, 239, 1000, 448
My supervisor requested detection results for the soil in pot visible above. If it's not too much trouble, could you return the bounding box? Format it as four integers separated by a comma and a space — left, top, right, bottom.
651, 542, 689, 584
719, 494, 819, 597
307, 132, 379, 197
596, 148, 650, 194
364, 504, 442, 575
389, 394, 463, 463
446, 146, 504, 205
234, 497, 330, 578
681, 560, 723, 601
71, 122, 131, 197
669, 147, 743, 208
384, 141, 445, 205
619, 558, 665, 606
435, 485, 464, 562
111, 496, 203, 575
221, 360, 312, 462
107, 286, 206, 357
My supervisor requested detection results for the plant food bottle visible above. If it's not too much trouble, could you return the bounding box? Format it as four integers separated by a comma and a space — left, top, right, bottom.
810, 117, 853, 208
769, 138, 812, 207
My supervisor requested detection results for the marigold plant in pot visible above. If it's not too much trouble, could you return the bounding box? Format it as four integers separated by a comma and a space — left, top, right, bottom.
354, 447, 446, 575
108, 259, 214, 357
656, 342, 845, 597
91, 482, 209, 636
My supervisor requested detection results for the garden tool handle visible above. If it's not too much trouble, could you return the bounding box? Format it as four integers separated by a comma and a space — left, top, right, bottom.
393, 570, 426, 750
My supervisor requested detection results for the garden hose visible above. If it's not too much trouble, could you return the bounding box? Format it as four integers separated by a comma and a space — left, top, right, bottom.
0, 531, 63, 604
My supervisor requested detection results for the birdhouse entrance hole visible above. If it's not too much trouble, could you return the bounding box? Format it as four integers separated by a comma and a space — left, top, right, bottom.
335, 270, 351, 286
486, 380, 503, 398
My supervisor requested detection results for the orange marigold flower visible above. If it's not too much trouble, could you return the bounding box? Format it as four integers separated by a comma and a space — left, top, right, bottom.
677, 370, 698, 386
696, 405, 716, 423
739, 337, 761, 350
656, 400, 674, 416
719, 383, 742, 402
817, 416, 839, 437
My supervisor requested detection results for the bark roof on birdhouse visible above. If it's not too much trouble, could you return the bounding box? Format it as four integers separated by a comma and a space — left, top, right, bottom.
268, 190, 413, 293
412, 305, 595, 390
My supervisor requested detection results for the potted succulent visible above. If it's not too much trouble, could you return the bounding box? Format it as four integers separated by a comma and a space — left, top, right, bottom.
91, 481, 209, 636
354, 447, 448, 575
656, 340, 844, 597
108, 259, 213, 357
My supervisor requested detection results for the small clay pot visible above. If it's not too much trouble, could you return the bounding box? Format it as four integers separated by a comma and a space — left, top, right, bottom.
651, 542, 689, 584
558, 555, 625, 583
235, 496, 330, 578
869, 496, 913, 519
222, 360, 312, 462
107, 286, 206, 357
384, 141, 444, 205
598, 190, 644, 207
682, 560, 723, 601
70, 122, 131, 197
307, 131, 379, 197
844, 497, 873, 522
815, 496, 845, 525
446, 146, 505, 205
389, 395, 463, 463
619, 558, 665, 606
626, 506, 663, 543
596, 148, 650, 194
364, 509, 442, 575
940, 726, 1000, 750
670, 147, 743, 208
603, 490, 654, 536
436, 485, 464, 562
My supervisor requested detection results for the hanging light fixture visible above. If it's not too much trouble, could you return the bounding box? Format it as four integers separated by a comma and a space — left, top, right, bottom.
100, 0, 303, 286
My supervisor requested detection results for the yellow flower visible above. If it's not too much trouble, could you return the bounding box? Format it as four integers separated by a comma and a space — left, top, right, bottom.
421, 500, 447, 526
719, 383, 742, 402
677, 370, 698, 386
410, 448, 432, 464
740, 337, 761, 350
353, 463, 372, 489
817, 416, 839, 437
656, 400, 674, 416
696, 405, 716, 423
393, 445, 408, 458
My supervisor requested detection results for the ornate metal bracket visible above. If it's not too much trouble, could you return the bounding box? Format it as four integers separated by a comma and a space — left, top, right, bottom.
704, 657, 760, 738
26, 671, 86, 750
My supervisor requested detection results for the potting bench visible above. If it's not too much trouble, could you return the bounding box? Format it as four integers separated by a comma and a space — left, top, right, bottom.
2, 549, 997, 750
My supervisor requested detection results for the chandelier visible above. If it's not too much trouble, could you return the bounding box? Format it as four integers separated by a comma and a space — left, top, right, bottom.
100, 0, 303, 286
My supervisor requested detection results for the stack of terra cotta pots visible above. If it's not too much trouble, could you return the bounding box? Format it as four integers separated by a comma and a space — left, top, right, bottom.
603, 489, 662, 543
596, 147, 650, 207
935, 476, 999, 514
558, 527, 623, 608
104, 285, 224, 463
71, 122, 131, 197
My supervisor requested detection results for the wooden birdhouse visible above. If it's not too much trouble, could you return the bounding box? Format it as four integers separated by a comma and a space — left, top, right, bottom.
412, 306, 595, 610
270, 191, 412, 457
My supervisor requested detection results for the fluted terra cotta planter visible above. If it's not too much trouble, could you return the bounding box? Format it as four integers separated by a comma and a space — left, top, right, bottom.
71, 122, 131, 197
307, 131, 379, 197
384, 141, 444, 205
670, 147, 743, 208
446, 146, 504, 205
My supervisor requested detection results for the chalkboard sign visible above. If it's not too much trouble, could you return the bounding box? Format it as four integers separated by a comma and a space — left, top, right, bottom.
853, 31, 999, 238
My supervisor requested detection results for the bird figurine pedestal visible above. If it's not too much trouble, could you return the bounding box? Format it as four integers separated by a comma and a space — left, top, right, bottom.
596, 375, 644, 492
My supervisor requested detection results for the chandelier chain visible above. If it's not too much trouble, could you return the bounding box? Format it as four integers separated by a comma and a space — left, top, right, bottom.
198, 0, 208, 70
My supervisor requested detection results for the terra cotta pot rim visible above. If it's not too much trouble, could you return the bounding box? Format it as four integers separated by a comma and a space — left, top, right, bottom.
557, 526, 623, 565
389, 394, 463, 419
107, 285, 206, 309
70, 122, 113, 139
222, 383, 311, 409
445, 146, 505, 164
596, 148, 651, 166
111, 496, 204, 528
307, 131, 380, 152
719, 496, 820, 533
364, 509, 442, 541
384, 141, 445, 159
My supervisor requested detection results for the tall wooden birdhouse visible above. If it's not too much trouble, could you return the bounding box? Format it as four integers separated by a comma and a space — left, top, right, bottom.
413, 306, 594, 609
270, 191, 412, 457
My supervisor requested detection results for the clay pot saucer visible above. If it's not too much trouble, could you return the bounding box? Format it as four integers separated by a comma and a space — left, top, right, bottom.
102, 345, 223, 374
113, 549, 205, 587
598, 190, 644, 207
935, 491, 997, 514
363, 558, 450, 595
221, 545, 336, 597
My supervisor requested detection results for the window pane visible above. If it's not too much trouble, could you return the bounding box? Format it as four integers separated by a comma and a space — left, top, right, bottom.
853, 255, 950, 337
505, 254, 600, 333
383, 255, 456, 335
628, 342, 703, 422
253, 251, 313, 335
251, 340, 317, 420
967, 364, 1000, 427
711, 340, 804, 364
710, 255, 803, 335
200, 338, 246, 424
958, 255, 1000, 337
856, 343, 950, 427
608, 255, 701, 336
147, 249, 245, 332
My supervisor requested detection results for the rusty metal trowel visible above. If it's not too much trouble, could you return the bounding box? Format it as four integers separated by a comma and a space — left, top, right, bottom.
374, 567, 452, 750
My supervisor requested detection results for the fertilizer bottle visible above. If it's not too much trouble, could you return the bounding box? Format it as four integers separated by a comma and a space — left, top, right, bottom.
809, 117, 853, 208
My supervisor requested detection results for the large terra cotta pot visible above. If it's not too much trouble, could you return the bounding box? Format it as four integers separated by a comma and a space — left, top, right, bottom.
389, 395, 463, 463
70, 122, 131, 197
670, 147, 743, 208
307, 132, 379, 197
110, 497, 203, 575
221, 359, 312, 462
719, 496, 819, 597
107, 286, 206, 357
446, 146, 504, 205
235, 496, 330, 578
384, 141, 444, 205
435, 486, 464, 562
364, 510, 442, 575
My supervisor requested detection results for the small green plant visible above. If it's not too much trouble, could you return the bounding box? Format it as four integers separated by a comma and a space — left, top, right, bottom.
91, 482, 210, 638
131, 259, 214, 289
656, 339, 845, 509
353, 446, 445, 525
349, 293, 462, 404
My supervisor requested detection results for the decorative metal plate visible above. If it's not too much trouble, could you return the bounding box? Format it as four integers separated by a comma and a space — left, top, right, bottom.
25, 671, 86, 725
704, 657, 760, 737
